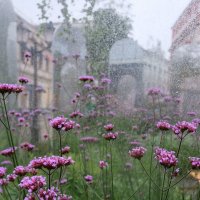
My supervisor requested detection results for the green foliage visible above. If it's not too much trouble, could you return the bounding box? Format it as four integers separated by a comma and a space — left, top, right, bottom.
85, 8, 132, 74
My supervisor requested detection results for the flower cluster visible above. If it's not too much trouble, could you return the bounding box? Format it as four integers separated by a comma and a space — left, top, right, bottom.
129, 146, 147, 159
37, 187, 58, 199
24, 51, 32, 59
99, 161, 108, 169
0, 147, 17, 157
189, 157, 200, 169
164, 96, 172, 102
20, 142, 35, 151
0, 178, 8, 186
171, 121, 197, 135
79, 75, 94, 82
156, 121, 171, 131
18, 76, 29, 84
147, 88, 161, 96
1, 160, 12, 165
0, 84, 24, 94
103, 132, 118, 140
104, 124, 114, 131
155, 148, 178, 168
13, 165, 36, 176
0, 167, 7, 178
192, 118, 200, 125
14, 166, 27, 176
84, 175, 93, 184
7, 174, 18, 182
19, 176, 46, 192
130, 140, 141, 146
80, 136, 99, 143
29, 156, 75, 170
101, 78, 111, 85
49, 116, 78, 132
69, 111, 83, 118
187, 112, 197, 117
61, 146, 70, 154
37, 187, 73, 199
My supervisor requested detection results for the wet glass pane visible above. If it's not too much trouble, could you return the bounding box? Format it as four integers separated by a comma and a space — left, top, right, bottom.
0, 1, 199, 199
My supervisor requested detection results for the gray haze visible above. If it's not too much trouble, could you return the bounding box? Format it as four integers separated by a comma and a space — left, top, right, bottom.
12, 0, 191, 57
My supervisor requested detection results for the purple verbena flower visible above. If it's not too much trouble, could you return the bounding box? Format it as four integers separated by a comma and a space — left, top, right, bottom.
156, 121, 171, 131
129, 146, 147, 160
84, 175, 93, 184
189, 157, 200, 169
155, 147, 178, 168
19, 175, 46, 193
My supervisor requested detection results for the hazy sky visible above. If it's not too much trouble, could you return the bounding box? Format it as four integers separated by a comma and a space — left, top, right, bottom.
12, 0, 191, 57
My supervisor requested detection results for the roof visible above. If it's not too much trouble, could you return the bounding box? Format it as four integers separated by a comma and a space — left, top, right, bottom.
109, 38, 146, 65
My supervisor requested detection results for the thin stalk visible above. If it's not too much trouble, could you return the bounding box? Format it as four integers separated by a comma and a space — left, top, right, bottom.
164, 137, 183, 200
101, 170, 106, 199
159, 131, 164, 147
58, 131, 62, 157
163, 170, 191, 191
2, 96, 18, 167
110, 141, 114, 200
139, 160, 162, 190
176, 138, 183, 158
2, 190, 9, 200
58, 131, 63, 187
105, 141, 108, 197
0, 98, 12, 147
157, 96, 162, 119
88, 184, 103, 200
127, 178, 148, 200
149, 145, 154, 200
4, 187, 12, 200
12, 182, 19, 191
160, 168, 167, 200
152, 96, 156, 123
34, 192, 40, 200
48, 170, 51, 189
0, 118, 9, 130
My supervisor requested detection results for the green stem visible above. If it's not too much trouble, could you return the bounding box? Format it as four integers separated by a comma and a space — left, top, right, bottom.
4, 187, 12, 200
88, 184, 103, 200
110, 141, 114, 200
101, 170, 106, 199
127, 178, 148, 200
48, 170, 51, 189
160, 168, 167, 200
164, 137, 183, 200
0, 98, 12, 147
163, 170, 191, 191
139, 160, 162, 190
149, 145, 154, 200
58, 131, 63, 188
2, 96, 18, 167
152, 96, 156, 123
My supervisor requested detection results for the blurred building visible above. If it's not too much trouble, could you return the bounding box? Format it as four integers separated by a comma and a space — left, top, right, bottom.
170, 0, 200, 112
109, 38, 169, 111
170, 0, 200, 55
0, 0, 55, 110
51, 20, 87, 111
16, 14, 54, 109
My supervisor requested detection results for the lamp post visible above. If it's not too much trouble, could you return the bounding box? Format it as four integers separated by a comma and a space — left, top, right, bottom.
30, 41, 39, 143
30, 38, 52, 143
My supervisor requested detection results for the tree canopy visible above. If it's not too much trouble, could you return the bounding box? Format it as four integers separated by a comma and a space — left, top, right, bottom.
86, 8, 132, 74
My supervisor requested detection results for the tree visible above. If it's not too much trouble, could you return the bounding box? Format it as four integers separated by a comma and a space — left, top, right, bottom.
86, 8, 132, 75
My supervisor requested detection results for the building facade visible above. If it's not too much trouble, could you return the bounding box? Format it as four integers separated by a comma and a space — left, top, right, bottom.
16, 14, 54, 109
170, 0, 200, 55
109, 38, 169, 112
170, 0, 200, 112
